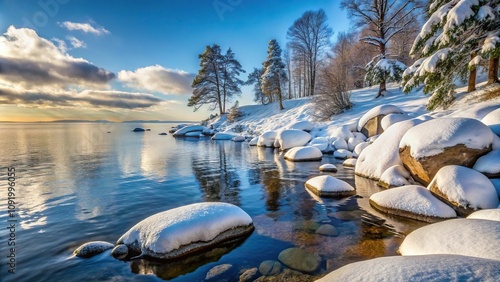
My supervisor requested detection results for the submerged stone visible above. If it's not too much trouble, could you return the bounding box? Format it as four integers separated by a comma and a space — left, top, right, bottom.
73, 241, 114, 258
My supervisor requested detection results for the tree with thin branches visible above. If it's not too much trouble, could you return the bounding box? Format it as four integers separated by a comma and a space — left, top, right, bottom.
261, 39, 287, 110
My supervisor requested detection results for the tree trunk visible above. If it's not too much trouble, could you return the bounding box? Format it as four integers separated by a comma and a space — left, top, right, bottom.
488, 57, 499, 84
278, 87, 284, 110
376, 81, 386, 98
468, 54, 477, 92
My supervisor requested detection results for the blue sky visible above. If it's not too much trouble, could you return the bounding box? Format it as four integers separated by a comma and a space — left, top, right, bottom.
0, 0, 350, 122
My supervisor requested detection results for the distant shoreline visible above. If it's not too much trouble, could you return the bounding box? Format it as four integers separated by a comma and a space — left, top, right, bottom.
0, 120, 197, 124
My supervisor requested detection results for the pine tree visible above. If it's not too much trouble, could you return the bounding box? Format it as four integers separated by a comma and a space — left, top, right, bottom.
227, 100, 242, 122
221, 48, 245, 113
402, 0, 500, 110
365, 56, 407, 90
261, 39, 287, 110
246, 68, 267, 104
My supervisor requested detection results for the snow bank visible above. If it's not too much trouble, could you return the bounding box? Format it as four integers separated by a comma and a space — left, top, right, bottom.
381, 113, 411, 130
467, 209, 500, 222
356, 119, 423, 180
482, 108, 500, 136
305, 175, 355, 197
287, 120, 315, 132
400, 118, 494, 158
370, 185, 456, 222
399, 218, 500, 260
378, 165, 412, 188
473, 150, 500, 177
429, 165, 499, 210
116, 202, 253, 259
173, 125, 205, 137
316, 255, 500, 282
284, 146, 322, 162
212, 132, 238, 140
357, 105, 404, 131
257, 131, 277, 147
277, 129, 312, 151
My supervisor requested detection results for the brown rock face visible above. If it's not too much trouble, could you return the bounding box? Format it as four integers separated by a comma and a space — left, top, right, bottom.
399, 144, 492, 186
427, 181, 475, 217
360, 114, 385, 138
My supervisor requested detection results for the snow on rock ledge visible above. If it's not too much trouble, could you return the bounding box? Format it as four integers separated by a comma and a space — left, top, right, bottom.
428, 165, 499, 216
305, 175, 355, 198
369, 185, 456, 222
277, 129, 312, 151
399, 218, 500, 260
357, 105, 404, 137
284, 146, 322, 162
316, 254, 500, 282
116, 202, 254, 259
399, 118, 493, 185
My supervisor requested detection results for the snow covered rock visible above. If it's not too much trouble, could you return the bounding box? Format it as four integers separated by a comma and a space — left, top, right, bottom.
316, 255, 500, 282
399, 218, 500, 260
467, 209, 500, 222
352, 132, 367, 141
491, 178, 500, 198
309, 137, 331, 153
370, 185, 456, 222
257, 131, 277, 147
428, 165, 499, 216
334, 149, 352, 160
353, 142, 370, 158
357, 105, 404, 137
287, 120, 314, 132
378, 165, 413, 188
342, 158, 357, 167
116, 202, 254, 259
473, 150, 500, 178
173, 125, 205, 137
248, 137, 258, 146
185, 131, 202, 137
231, 135, 246, 142
319, 164, 337, 172
356, 119, 423, 181
482, 108, 500, 136
212, 132, 238, 140
330, 125, 354, 142
332, 137, 348, 150
284, 146, 323, 162
73, 241, 114, 258
381, 113, 411, 131
277, 129, 312, 151
111, 244, 128, 260
347, 137, 363, 151
399, 118, 494, 185
305, 175, 355, 198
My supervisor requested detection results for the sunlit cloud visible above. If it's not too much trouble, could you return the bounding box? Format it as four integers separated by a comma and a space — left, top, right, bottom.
59, 21, 110, 36
118, 65, 194, 95
66, 36, 86, 49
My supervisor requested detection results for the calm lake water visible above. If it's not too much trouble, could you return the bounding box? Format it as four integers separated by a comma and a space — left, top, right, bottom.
0, 123, 427, 281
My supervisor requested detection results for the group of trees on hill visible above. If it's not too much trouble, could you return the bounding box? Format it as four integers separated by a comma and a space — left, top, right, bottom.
189, 0, 500, 117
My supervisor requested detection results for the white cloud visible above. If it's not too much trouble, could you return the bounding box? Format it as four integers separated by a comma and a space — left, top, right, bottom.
66, 36, 86, 49
51, 37, 68, 53
60, 21, 110, 36
118, 65, 194, 95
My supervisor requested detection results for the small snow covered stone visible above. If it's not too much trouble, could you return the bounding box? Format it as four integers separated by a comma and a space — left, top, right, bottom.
347, 137, 363, 151
248, 137, 258, 146
473, 150, 500, 178
334, 149, 352, 160
212, 132, 237, 140
173, 125, 205, 137
342, 158, 357, 167
352, 132, 367, 141
399, 118, 493, 185
305, 175, 355, 198
399, 218, 500, 260
231, 135, 246, 142
332, 138, 348, 150
381, 113, 410, 130
481, 108, 500, 136
309, 137, 330, 152
317, 255, 500, 282
467, 209, 500, 222
428, 165, 499, 216
257, 131, 277, 147
278, 247, 321, 274
111, 244, 128, 260
288, 120, 314, 132
331, 125, 354, 142
319, 164, 337, 172
370, 185, 456, 222
73, 241, 114, 258
358, 105, 404, 137
277, 129, 312, 151
284, 146, 322, 162
353, 142, 370, 158
116, 202, 254, 259
378, 165, 412, 188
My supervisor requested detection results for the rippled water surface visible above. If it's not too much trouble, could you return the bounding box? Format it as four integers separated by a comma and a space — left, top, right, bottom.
0, 123, 427, 281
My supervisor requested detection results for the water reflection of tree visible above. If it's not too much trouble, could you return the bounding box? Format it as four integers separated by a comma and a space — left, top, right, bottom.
261, 169, 282, 211
191, 144, 241, 205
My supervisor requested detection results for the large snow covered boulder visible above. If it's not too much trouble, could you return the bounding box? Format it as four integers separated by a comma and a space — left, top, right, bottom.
316, 255, 500, 282
399, 118, 494, 185
357, 105, 404, 137
277, 129, 312, 151
287, 120, 315, 132
428, 165, 499, 216
305, 175, 355, 198
257, 131, 277, 147
381, 113, 411, 131
399, 218, 500, 260
116, 202, 254, 259
473, 150, 500, 178
284, 146, 322, 162
482, 108, 500, 136
369, 185, 456, 222
356, 119, 423, 181
378, 165, 413, 188
212, 132, 238, 140
173, 125, 205, 137
467, 209, 500, 222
